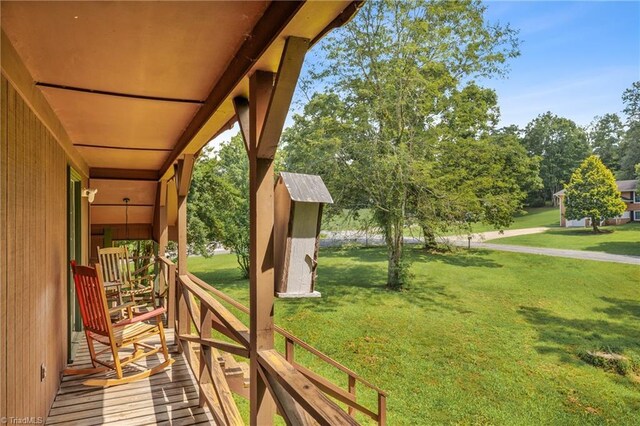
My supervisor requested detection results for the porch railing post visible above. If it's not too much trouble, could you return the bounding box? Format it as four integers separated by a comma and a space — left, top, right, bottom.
176, 172, 189, 351
248, 70, 277, 426
378, 393, 387, 426
167, 262, 176, 341
199, 305, 212, 408
348, 376, 356, 416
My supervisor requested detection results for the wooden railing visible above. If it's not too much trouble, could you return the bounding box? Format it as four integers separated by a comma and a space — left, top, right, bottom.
172, 272, 387, 425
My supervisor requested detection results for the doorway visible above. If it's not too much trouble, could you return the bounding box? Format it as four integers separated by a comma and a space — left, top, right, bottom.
67, 167, 83, 362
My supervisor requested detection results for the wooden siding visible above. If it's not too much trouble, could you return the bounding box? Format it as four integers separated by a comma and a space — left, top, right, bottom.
1, 74, 87, 420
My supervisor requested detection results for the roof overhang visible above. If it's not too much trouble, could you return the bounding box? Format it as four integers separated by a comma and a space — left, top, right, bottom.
1, 1, 361, 232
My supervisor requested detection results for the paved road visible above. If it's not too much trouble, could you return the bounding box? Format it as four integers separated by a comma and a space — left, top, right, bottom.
322, 227, 640, 265
467, 242, 640, 265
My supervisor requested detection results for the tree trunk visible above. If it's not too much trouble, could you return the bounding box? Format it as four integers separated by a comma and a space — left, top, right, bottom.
591, 216, 599, 233
384, 215, 405, 290
422, 225, 438, 251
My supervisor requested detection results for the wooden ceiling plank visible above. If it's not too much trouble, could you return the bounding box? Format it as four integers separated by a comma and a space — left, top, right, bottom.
1, 30, 89, 176
35, 82, 204, 104
257, 36, 309, 160
159, 1, 306, 177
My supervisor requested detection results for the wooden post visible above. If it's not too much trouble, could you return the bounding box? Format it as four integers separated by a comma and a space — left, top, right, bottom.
199, 306, 213, 408
168, 262, 176, 339
348, 376, 356, 416
378, 393, 387, 426
158, 179, 168, 256
238, 38, 309, 426
176, 160, 190, 351
285, 337, 294, 363
249, 70, 276, 426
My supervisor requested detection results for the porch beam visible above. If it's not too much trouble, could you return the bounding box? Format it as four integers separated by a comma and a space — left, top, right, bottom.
232, 97, 250, 155
176, 161, 189, 276
157, 179, 168, 255
248, 70, 277, 426
89, 168, 159, 181
159, 1, 305, 178
176, 154, 195, 197
257, 37, 309, 159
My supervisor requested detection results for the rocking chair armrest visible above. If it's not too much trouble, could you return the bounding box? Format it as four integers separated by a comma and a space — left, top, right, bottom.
108, 301, 136, 314
113, 307, 166, 327
132, 264, 154, 275
130, 274, 155, 283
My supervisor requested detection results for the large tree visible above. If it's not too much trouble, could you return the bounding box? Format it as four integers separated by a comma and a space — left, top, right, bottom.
564, 156, 626, 233
283, 0, 522, 289
521, 112, 590, 202
588, 113, 624, 173
188, 135, 250, 277
619, 81, 640, 179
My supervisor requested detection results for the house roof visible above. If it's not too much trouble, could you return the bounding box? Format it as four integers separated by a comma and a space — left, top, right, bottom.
554, 179, 638, 197
279, 172, 334, 204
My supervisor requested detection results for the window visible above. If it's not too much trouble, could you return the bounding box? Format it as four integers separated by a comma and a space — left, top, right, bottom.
635, 192, 640, 203
635, 211, 640, 221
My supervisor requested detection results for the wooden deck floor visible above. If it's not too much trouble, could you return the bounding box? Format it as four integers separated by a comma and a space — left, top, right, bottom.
46, 329, 215, 425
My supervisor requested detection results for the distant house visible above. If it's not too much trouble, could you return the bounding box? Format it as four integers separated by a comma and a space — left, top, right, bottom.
554, 180, 640, 227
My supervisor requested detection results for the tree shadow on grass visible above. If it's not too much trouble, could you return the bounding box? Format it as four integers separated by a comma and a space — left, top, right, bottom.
412, 248, 503, 269
518, 301, 640, 370
583, 242, 640, 257
543, 228, 603, 237
596, 297, 640, 321
193, 246, 489, 316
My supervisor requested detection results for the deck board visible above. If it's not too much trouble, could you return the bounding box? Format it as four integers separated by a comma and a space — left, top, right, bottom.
46, 329, 215, 425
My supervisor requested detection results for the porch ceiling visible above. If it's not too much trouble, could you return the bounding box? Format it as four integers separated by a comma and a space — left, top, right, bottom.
1, 0, 360, 228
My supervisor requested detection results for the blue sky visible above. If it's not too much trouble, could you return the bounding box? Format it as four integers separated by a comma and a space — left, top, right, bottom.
479, 0, 639, 128
211, 1, 639, 149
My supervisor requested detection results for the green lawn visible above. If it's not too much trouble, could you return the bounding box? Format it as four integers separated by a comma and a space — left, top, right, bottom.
323, 206, 560, 234
189, 247, 640, 425
491, 222, 640, 256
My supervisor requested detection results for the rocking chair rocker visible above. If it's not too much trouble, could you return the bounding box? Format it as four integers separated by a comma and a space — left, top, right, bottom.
65, 263, 174, 387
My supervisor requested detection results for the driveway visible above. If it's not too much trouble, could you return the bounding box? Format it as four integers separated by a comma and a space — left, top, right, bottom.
321, 227, 640, 265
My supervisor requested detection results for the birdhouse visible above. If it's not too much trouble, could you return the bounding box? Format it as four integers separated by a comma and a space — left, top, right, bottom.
274, 172, 333, 298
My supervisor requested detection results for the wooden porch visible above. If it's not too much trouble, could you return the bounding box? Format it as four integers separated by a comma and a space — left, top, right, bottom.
1, 2, 386, 424
47, 330, 215, 425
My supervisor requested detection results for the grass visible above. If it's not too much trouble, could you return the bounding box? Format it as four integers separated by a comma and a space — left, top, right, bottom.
491, 222, 640, 256
323, 206, 560, 234
188, 247, 640, 425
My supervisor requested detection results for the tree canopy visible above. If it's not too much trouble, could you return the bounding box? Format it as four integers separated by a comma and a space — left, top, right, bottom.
282, 0, 530, 289
588, 113, 624, 173
521, 112, 590, 204
564, 156, 626, 233
619, 81, 640, 179
188, 135, 250, 277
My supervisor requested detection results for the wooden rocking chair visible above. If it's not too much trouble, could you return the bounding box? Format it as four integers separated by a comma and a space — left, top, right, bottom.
65, 263, 174, 387
98, 246, 156, 308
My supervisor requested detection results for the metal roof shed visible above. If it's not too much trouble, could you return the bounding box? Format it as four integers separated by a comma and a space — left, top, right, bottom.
274, 172, 333, 298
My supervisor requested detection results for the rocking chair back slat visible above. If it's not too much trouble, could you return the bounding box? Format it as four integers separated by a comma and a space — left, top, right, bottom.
98, 246, 132, 284
72, 264, 112, 337
98, 245, 157, 308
